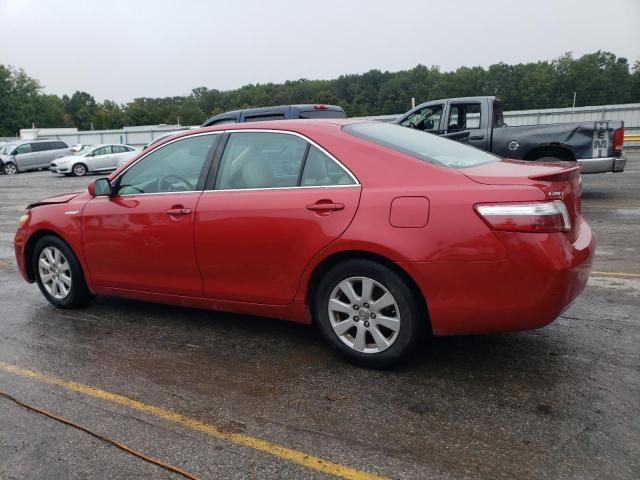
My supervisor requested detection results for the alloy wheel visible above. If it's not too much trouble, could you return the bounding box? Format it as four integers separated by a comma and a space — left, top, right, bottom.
73, 164, 87, 176
38, 246, 72, 300
327, 276, 401, 354
4, 163, 17, 175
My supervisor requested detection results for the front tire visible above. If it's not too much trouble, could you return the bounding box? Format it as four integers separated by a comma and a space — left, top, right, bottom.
33, 235, 92, 308
3, 162, 17, 175
314, 259, 425, 368
72, 163, 87, 176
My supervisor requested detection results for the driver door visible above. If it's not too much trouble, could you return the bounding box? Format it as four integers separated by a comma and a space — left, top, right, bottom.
89, 146, 112, 171
82, 133, 220, 296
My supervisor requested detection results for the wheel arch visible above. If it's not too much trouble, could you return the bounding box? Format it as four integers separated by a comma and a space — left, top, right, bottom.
523, 144, 576, 161
305, 250, 432, 334
24, 229, 77, 282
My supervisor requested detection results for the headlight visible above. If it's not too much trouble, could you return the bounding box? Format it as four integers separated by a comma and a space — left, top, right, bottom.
18, 213, 30, 227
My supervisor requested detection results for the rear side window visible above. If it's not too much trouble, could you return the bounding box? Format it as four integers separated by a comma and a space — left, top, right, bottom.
112, 145, 127, 153
344, 122, 497, 168
215, 132, 307, 189
447, 103, 481, 131
298, 110, 347, 119
51, 141, 68, 149
301, 146, 355, 186
32, 142, 51, 152
244, 114, 286, 122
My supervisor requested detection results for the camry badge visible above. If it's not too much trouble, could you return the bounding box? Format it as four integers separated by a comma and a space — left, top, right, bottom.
64, 210, 80, 215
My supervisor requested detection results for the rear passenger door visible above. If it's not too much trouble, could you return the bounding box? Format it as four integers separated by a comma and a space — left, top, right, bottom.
108, 145, 130, 168
194, 131, 361, 305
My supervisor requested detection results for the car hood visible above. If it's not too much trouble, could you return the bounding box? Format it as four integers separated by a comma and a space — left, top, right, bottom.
27, 192, 83, 209
52, 154, 77, 163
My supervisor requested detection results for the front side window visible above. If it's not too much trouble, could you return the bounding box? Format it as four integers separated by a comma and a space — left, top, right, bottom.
116, 134, 218, 195
400, 104, 443, 132
344, 122, 497, 168
447, 103, 481, 131
215, 132, 307, 189
93, 146, 111, 156
15, 144, 32, 154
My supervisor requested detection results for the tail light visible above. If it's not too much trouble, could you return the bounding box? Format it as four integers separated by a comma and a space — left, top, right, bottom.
613, 127, 624, 151
475, 201, 571, 233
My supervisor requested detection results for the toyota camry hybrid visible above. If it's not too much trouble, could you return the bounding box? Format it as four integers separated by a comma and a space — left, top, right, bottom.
14, 120, 594, 367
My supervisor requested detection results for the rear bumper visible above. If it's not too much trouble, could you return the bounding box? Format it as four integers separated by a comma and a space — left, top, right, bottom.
578, 156, 626, 174
400, 218, 594, 336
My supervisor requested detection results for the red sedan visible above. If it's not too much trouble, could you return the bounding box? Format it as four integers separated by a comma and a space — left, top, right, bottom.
14, 121, 594, 367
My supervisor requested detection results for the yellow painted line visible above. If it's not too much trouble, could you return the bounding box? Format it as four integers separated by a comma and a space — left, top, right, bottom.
591, 271, 640, 278
0, 361, 386, 480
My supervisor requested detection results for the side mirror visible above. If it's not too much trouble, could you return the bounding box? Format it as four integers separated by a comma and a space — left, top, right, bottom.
89, 178, 112, 197
424, 120, 435, 130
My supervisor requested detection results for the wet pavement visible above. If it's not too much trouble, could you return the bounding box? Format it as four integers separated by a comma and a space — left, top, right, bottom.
0, 156, 639, 479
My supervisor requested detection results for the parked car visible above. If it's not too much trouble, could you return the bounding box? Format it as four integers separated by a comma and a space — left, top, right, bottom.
14, 120, 593, 368
50, 144, 138, 176
395, 96, 626, 174
0, 139, 71, 175
201, 104, 347, 127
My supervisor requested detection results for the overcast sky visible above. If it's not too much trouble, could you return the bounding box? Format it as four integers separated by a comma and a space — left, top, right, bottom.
1, 0, 638, 103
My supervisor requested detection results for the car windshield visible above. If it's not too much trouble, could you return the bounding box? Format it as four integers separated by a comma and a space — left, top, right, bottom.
343, 122, 498, 168
74, 146, 93, 155
2, 144, 17, 154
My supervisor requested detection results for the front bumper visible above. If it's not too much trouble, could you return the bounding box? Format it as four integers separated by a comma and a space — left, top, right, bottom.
578, 155, 626, 174
400, 218, 595, 336
50, 163, 71, 174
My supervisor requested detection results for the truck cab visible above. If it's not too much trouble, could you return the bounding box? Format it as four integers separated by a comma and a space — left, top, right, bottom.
395, 96, 626, 174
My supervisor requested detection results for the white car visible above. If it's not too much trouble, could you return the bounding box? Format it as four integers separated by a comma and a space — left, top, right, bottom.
50, 144, 138, 176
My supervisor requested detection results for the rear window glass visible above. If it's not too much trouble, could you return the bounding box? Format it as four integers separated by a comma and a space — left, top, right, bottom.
299, 110, 347, 119
343, 122, 498, 168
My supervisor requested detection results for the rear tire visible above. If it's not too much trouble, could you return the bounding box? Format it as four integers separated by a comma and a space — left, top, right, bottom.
3, 162, 17, 175
314, 259, 425, 368
33, 235, 93, 308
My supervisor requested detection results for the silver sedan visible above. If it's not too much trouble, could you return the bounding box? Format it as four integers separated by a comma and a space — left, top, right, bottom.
50, 144, 138, 176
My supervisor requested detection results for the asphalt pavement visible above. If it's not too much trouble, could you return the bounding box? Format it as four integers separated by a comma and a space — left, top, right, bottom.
0, 154, 638, 479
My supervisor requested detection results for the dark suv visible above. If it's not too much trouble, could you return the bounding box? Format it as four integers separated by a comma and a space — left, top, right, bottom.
201, 104, 346, 127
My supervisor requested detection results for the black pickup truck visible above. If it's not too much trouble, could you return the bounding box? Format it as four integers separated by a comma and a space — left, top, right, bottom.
394, 96, 626, 174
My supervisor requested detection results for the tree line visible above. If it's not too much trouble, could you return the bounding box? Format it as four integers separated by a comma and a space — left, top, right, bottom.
1, 50, 638, 137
